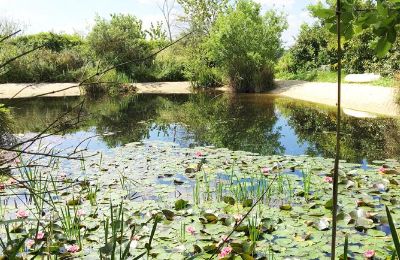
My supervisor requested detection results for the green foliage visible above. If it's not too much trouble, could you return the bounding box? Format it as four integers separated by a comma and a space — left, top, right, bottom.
151, 47, 187, 82
87, 14, 153, 80
184, 56, 223, 88
288, 23, 336, 74
204, 0, 287, 92
177, 0, 228, 35
12, 32, 84, 52
0, 44, 86, 83
277, 20, 400, 78
310, 0, 400, 58
0, 104, 12, 132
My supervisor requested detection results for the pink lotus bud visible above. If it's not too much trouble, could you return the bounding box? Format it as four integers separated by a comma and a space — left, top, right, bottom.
36, 231, 45, 240
364, 249, 375, 259
186, 226, 196, 235
65, 244, 80, 253
195, 151, 203, 157
16, 209, 29, 219
324, 176, 333, 183
218, 246, 233, 259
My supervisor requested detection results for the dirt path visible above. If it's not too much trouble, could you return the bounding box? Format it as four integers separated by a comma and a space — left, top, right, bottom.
0, 82, 230, 99
0, 80, 398, 117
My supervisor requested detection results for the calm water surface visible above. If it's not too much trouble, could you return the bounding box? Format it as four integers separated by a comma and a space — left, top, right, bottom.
6, 93, 400, 163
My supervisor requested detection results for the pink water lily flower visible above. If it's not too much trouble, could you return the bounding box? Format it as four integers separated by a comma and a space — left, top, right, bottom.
261, 167, 271, 175
186, 226, 196, 235
26, 239, 35, 248
379, 167, 386, 173
36, 231, 45, 240
233, 214, 243, 223
77, 209, 86, 217
364, 249, 375, 259
218, 246, 233, 259
324, 176, 333, 183
16, 209, 29, 219
65, 244, 80, 253
195, 151, 203, 157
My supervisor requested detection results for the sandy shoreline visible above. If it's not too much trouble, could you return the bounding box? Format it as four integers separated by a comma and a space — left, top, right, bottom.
0, 80, 398, 117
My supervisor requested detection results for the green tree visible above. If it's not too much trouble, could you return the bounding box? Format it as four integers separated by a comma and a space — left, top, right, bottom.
310, 0, 400, 57
288, 23, 336, 73
205, 0, 287, 92
87, 14, 152, 80
177, 0, 228, 35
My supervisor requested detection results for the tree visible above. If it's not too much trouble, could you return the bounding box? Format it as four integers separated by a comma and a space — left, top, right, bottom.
205, 0, 287, 92
176, 0, 228, 35
310, 0, 400, 57
159, 0, 176, 42
87, 14, 152, 78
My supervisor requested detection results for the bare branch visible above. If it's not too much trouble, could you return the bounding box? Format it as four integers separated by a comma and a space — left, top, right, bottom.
0, 30, 21, 44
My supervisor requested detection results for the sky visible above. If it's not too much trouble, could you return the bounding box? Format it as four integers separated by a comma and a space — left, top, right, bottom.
0, 0, 317, 46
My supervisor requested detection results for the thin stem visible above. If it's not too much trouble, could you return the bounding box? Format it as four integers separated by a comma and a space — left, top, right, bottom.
331, 0, 342, 259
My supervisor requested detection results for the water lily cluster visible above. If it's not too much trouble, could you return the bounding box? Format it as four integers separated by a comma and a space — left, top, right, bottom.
0, 141, 399, 259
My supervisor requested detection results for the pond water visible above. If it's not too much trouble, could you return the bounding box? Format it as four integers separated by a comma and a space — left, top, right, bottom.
5, 93, 400, 163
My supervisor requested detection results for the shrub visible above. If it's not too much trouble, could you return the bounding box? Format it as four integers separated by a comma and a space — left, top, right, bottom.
204, 0, 287, 92
0, 46, 86, 83
87, 14, 153, 80
81, 68, 134, 97
0, 104, 14, 147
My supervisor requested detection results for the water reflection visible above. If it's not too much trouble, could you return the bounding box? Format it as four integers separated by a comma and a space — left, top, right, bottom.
6, 93, 400, 163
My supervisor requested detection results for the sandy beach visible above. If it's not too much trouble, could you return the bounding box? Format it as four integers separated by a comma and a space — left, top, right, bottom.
0, 80, 398, 117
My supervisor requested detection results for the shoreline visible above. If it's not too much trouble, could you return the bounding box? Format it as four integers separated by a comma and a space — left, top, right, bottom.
0, 80, 398, 117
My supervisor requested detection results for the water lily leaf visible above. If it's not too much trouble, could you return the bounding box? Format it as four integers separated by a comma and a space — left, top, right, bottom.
193, 244, 202, 254
243, 199, 253, 208
315, 217, 330, 231
162, 209, 175, 221
203, 213, 218, 224
325, 199, 333, 209
173, 180, 184, 185
175, 199, 189, 210
280, 204, 292, 211
355, 217, 374, 231
223, 196, 235, 205
67, 198, 82, 206
384, 169, 400, 175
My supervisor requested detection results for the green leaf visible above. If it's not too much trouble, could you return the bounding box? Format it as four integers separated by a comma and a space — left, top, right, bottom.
175, 199, 189, 210
376, 36, 393, 58
386, 205, 400, 258
312, 8, 335, 19
223, 196, 235, 205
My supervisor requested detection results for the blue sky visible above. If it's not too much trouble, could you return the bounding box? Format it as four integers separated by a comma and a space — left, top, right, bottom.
0, 0, 317, 46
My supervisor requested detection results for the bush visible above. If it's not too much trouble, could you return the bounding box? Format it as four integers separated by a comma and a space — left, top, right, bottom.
278, 23, 400, 78
0, 46, 86, 83
87, 14, 153, 80
150, 48, 187, 82
204, 0, 287, 92
81, 68, 134, 97
0, 104, 14, 147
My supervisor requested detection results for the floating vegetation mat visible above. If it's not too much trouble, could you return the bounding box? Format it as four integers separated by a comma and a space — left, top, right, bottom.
1, 141, 400, 259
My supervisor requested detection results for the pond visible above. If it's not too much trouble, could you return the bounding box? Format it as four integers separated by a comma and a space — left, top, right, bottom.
2, 93, 400, 259
6, 93, 400, 163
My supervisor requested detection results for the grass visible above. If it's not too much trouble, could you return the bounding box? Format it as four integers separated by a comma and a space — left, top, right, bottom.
277, 70, 396, 87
